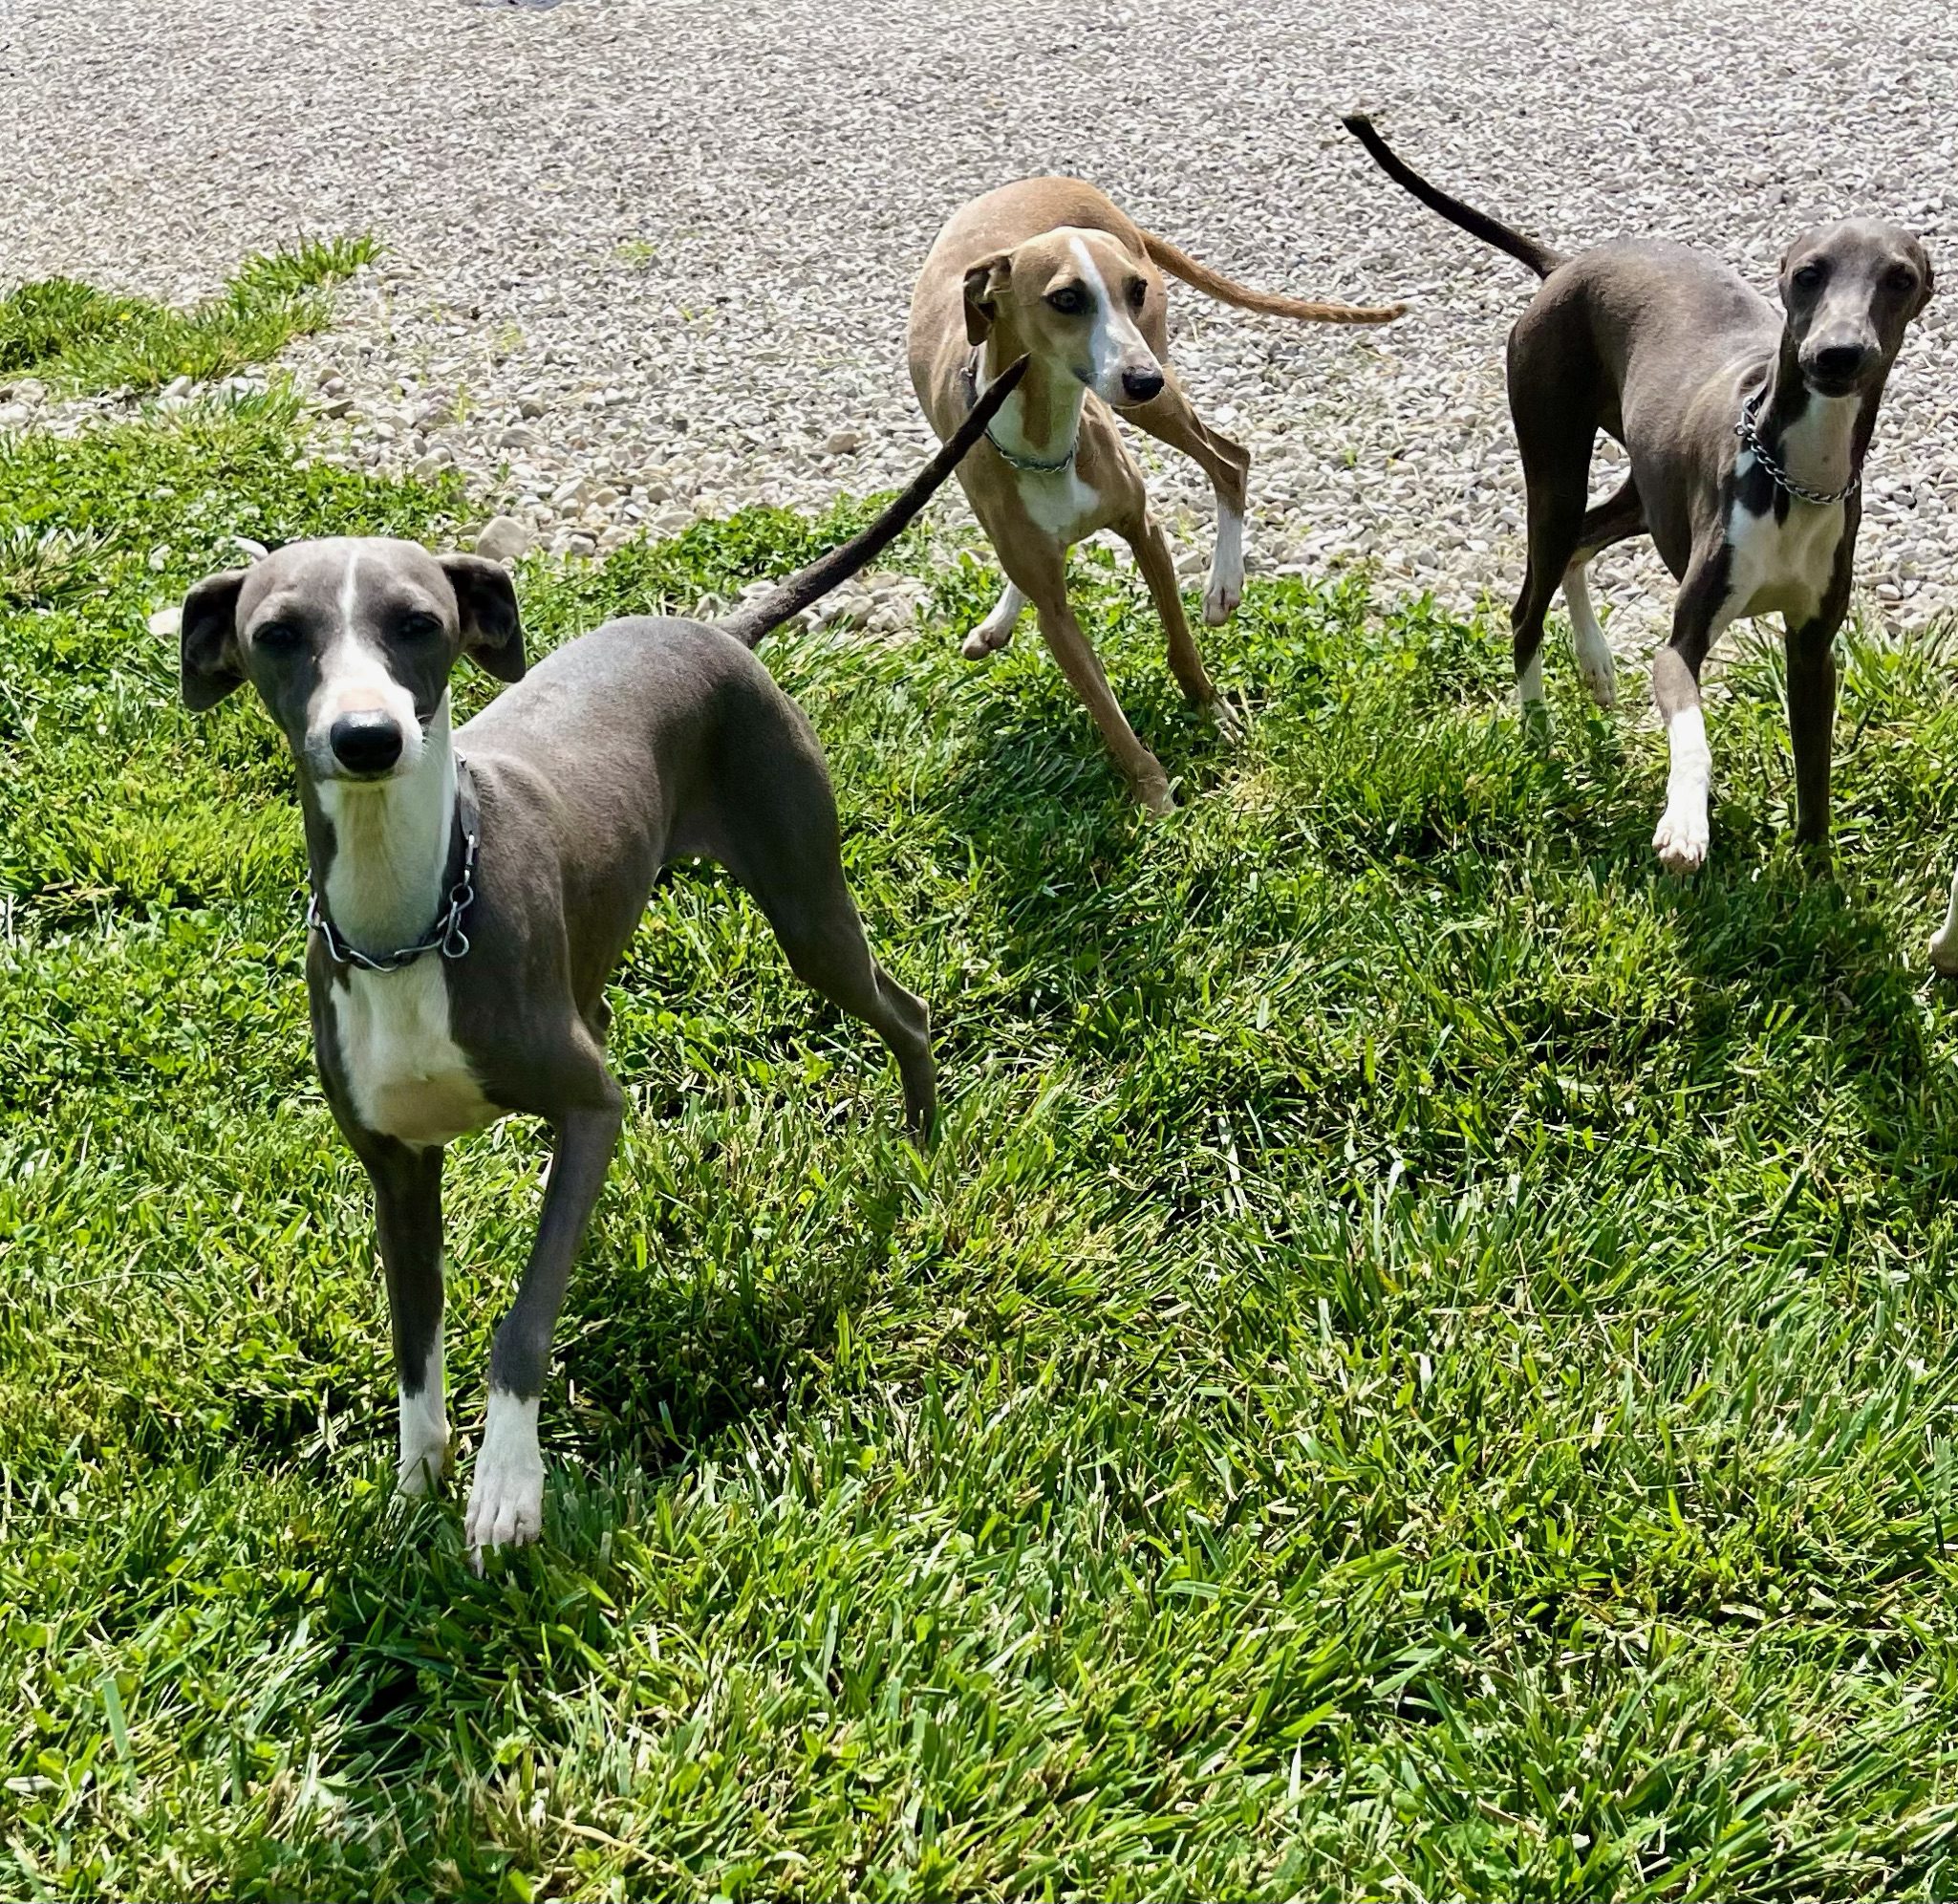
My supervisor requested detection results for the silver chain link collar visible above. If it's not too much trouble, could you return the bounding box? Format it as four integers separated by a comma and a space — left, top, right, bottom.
1733, 390, 1861, 508
308, 758, 480, 973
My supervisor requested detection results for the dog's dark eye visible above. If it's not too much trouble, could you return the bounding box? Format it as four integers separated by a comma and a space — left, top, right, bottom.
1126, 278, 1148, 312
398, 611, 442, 639
1046, 284, 1088, 315
252, 620, 302, 653
1792, 262, 1825, 291
1886, 265, 1919, 295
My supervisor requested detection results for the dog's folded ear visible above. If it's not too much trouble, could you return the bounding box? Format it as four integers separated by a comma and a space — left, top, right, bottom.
442, 552, 526, 683
962, 251, 1013, 345
180, 569, 249, 710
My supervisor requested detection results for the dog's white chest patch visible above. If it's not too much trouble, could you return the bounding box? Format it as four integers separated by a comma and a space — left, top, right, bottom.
1019, 468, 1103, 540
331, 960, 497, 1146
1723, 487, 1843, 626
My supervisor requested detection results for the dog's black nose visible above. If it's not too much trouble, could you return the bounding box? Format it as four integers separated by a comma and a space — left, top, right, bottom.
330, 711, 404, 776
1809, 343, 1871, 384
1121, 365, 1166, 404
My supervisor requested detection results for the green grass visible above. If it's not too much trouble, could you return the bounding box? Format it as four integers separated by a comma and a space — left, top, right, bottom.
0, 236, 378, 395
9, 354, 1958, 1901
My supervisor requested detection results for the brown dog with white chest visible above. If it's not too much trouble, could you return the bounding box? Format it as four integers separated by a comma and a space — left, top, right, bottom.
909, 178, 1404, 811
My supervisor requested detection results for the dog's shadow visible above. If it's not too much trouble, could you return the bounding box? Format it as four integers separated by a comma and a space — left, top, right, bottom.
1506, 673, 1958, 1220
555, 1172, 900, 1471
1668, 848, 1958, 1213
299, 1187, 891, 1832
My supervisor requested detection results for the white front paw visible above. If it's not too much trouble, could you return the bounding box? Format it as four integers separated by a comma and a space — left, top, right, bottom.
397, 1432, 449, 1498
464, 1392, 545, 1569
397, 1366, 449, 1498
1205, 508, 1245, 626
960, 622, 1013, 660
1931, 924, 1958, 977
464, 1455, 544, 1566
1203, 573, 1242, 626
1652, 803, 1710, 875
1575, 640, 1617, 709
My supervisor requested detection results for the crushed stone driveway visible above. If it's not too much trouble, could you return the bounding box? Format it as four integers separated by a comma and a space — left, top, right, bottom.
5, 0, 1954, 653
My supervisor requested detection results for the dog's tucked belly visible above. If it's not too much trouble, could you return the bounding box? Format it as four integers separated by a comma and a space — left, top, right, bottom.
1722, 490, 1844, 625
332, 962, 498, 1146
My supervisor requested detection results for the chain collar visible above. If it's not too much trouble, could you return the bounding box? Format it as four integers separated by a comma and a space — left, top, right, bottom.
1733, 389, 1861, 508
960, 350, 1077, 473
309, 756, 480, 973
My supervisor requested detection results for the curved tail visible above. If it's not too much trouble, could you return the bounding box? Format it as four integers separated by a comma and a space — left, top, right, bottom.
1139, 229, 1405, 325
720, 357, 1028, 650
1341, 114, 1562, 279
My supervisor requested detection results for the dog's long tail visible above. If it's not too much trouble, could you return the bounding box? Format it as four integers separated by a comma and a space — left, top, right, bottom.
719, 357, 1028, 651
1137, 228, 1405, 325
1341, 114, 1563, 279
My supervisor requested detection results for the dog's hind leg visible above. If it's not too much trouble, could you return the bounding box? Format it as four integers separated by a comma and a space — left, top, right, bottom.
1507, 375, 1595, 723
774, 894, 937, 1143
1563, 477, 1646, 710
710, 707, 938, 1140
1511, 490, 1585, 720
963, 582, 1025, 660
1118, 369, 1251, 626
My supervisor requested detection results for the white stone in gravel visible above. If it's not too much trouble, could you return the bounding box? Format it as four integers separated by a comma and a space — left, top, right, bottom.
11, 0, 1954, 660
474, 515, 532, 562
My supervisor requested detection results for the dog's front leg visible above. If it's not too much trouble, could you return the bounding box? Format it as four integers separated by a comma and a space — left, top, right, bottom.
1930, 865, 1958, 976
1650, 559, 1733, 875
1784, 612, 1843, 849
464, 1076, 623, 1567
362, 1138, 450, 1497
1008, 540, 1173, 812
1120, 508, 1221, 715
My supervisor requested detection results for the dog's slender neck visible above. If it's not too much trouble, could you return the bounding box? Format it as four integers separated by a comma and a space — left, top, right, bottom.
1751, 332, 1870, 499
977, 337, 1086, 472
301, 699, 458, 958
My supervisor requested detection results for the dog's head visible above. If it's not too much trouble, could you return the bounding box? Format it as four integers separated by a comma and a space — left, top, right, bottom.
1778, 220, 1934, 399
180, 536, 524, 784
962, 226, 1167, 407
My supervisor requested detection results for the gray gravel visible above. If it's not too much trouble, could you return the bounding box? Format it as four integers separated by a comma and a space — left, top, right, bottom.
5, 0, 1955, 648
